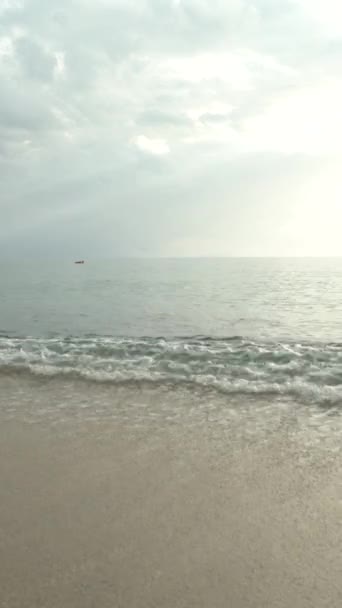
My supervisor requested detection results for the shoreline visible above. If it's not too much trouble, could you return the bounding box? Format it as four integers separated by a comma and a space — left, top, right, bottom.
0, 386, 341, 607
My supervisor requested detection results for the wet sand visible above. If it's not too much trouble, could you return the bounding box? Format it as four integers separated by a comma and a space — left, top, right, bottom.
0, 382, 341, 607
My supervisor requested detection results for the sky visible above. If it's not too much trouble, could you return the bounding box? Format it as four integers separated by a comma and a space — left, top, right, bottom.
1, 0, 342, 257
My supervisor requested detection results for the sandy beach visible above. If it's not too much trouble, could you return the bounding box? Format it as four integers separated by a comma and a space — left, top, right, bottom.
0, 377, 341, 607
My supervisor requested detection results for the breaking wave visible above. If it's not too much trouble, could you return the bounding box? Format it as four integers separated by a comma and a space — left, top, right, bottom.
1, 335, 342, 406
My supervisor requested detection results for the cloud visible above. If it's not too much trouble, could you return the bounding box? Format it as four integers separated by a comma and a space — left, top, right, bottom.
137, 109, 192, 127
133, 135, 170, 155
0, 0, 342, 257
14, 36, 56, 81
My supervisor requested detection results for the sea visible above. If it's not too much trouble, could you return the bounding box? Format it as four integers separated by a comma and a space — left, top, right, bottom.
2, 258, 342, 607
1, 257, 342, 434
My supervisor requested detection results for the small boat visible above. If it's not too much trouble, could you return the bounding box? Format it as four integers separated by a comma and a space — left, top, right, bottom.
74, 260, 85, 264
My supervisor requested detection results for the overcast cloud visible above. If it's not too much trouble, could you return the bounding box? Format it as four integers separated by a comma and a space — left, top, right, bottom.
1, 0, 342, 257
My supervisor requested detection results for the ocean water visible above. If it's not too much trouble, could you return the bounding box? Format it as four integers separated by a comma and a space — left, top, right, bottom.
1, 257, 342, 411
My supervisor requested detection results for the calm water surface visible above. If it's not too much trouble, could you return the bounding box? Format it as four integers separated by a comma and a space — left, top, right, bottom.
1, 257, 342, 340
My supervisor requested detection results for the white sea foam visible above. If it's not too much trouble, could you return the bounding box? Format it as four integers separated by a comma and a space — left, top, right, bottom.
0, 335, 342, 405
